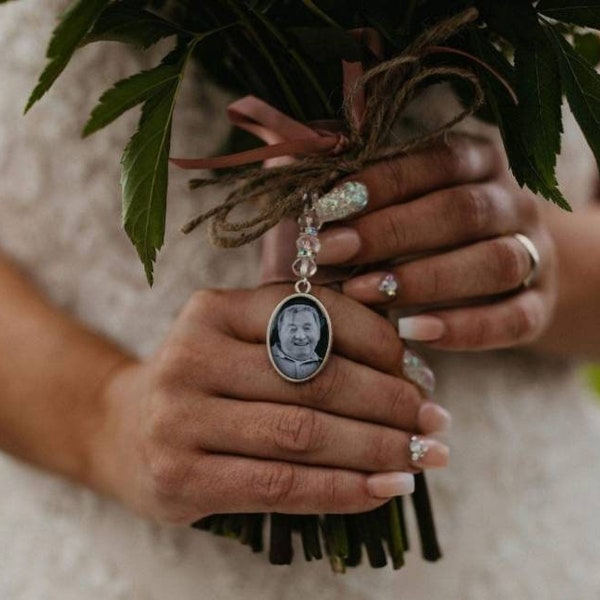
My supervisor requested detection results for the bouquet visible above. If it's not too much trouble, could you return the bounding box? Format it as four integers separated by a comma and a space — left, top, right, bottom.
9, 0, 600, 572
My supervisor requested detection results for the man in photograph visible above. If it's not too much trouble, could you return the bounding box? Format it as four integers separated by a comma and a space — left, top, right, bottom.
272, 303, 323, 380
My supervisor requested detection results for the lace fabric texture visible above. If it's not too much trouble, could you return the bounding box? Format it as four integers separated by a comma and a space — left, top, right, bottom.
1, 2, 600, 598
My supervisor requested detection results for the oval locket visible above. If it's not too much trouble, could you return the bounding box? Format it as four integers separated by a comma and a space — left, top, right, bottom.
267, 293, 332, 384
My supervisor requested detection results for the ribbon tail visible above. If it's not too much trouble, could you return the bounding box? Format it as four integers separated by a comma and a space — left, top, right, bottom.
171, 137, 343, 171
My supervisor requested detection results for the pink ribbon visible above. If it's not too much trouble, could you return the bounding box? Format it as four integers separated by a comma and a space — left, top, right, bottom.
170, 96, 350, 171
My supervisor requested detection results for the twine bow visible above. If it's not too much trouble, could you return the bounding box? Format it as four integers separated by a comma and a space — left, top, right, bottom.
173, 8, 487, 248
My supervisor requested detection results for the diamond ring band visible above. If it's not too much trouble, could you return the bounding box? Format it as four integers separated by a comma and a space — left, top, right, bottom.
512, 233, 541, 289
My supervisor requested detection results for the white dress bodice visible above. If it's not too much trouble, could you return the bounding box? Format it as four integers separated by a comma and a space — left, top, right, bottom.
1, 2, 600, 598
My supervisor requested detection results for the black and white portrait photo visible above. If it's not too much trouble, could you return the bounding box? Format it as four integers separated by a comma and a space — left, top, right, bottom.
267, 295, 332, 383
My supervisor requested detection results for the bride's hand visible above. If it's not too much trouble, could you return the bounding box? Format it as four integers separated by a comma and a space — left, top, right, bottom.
318, 135, 557, 351
90, 286, 450, 525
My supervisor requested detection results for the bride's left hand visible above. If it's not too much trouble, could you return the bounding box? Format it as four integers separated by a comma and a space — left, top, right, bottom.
317, 135, 558, 351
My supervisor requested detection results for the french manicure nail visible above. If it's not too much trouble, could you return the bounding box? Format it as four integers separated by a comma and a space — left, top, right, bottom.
318, 227, 362, 264
367, 472, 415, 498
409, 437, 450, 469
418, 402, 452, 434
398, 315, 446, 341
314, 181, 368, 223
402, 348, 436, 396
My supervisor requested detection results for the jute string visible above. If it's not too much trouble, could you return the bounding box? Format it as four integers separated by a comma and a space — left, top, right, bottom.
182, 7, 484, 248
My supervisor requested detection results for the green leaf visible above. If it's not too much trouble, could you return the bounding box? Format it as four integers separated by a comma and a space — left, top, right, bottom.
25, 0, 110, 112
546, 25, 600, 176
514, 32, 563, 183
84, 3, 182, 49
468, 30, 570, 210
83, 63, 181, 136
574, 32, 600, 67
120, 42, 192, 285
538, 0, 600, 30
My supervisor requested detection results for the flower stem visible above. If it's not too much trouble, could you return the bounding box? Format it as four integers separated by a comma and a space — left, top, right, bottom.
269, 513, 294, 565
411, 473, 442, 561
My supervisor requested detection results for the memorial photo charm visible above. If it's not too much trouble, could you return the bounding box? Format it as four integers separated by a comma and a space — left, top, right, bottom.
267, 294, 332, 383
267, 192, 332, 383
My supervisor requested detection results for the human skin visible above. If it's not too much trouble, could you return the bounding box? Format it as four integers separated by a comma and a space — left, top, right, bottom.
278, 307, 321, 360
0, 258, 448, 524
318, 135, 566, 354
0, 138, 595, 523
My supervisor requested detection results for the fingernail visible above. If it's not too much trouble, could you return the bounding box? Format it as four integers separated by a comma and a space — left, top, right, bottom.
318, 227, 361, 264
409, 436, 449, 469
418, 402, 452, 434
315, 181, 368, 223
402, 348, 436, 396
378, 273, 399, 298
398, 315, 445, 341
367, 472, 415, 498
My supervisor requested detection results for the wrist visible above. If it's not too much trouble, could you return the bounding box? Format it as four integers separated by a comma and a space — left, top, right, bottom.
86, 356, 145, 503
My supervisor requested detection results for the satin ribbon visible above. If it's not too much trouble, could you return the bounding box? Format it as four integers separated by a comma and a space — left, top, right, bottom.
170, 96, 350, 171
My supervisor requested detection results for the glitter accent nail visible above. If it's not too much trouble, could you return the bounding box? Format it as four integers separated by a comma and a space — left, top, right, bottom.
314, 182, 368, 223
402, 348, 436, 396
378, 273, 399, 298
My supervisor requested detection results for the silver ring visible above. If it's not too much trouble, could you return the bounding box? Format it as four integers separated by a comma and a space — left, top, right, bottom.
512, 233, 540, 288
409, 435, 429, 464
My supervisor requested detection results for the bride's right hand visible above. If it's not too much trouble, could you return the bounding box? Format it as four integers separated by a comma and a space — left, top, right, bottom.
90, 285, 450, 525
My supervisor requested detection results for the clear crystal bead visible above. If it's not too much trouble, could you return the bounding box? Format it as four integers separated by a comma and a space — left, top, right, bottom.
292, 257, 317, 278
298, 209, 321, 233
378, 274, 398, 298
296, 234, 321, 254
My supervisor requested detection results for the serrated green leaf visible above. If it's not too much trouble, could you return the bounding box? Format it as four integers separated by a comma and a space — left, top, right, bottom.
468, 30, 570, 210
120, 43, 192, 285
83, 63, 181, 136
26, 0, 110, 112
538, 0, 600, 30
546, 25, 600, 176
84, 3, 181, 49
515, 33, 563, 183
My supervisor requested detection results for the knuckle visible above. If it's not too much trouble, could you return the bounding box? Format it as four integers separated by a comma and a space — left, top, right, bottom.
154, 342, 198, 393
250, 463, 296, 508
319, 471, 341, 506
491, 238, 526, 288
300, 358, 344, 407
437, 140, 469, 180
185, 289, 227, 320
367, 430, 398, 470
457, 187, 494, 236
380, 158, 407, 196
459, 316, 492, 348
272, 407, 324, 454
147, 449, 189, 501
371, 322, 404, 371
379, 210, 409, 254
505, 302, 537, 343
386, 383, 418, 428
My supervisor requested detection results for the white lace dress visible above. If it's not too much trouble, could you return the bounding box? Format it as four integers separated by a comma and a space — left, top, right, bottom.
1, 2, 600, 599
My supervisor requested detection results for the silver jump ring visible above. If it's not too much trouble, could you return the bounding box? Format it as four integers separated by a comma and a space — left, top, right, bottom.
512, 233, 540, 289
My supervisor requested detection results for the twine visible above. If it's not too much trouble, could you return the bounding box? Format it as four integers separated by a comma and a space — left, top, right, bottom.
182, 7, 484, 248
